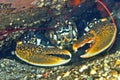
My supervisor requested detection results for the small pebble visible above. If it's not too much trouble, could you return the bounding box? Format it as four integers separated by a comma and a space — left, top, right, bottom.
90, 69, 97, 75
79, 65, 88, 72
114, 59, 120, 67
0, 64, 5, 68
36, 74, 42, 79
63, 71, 71, 77
109, 70, 118, 78
57, 76, 61, 80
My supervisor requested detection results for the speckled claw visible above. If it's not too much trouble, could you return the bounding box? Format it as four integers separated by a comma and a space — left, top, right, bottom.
15, 41, 71, 66
73, 19, 116, 58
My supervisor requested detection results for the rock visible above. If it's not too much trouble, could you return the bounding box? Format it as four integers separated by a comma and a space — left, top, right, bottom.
90, 69, 97, 75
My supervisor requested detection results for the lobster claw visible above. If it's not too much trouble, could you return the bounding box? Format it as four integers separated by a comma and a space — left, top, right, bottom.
15, 41, 71, 66
73, 19, 116, 58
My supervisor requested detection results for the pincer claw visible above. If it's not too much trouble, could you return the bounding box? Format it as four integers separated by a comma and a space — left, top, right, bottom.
73, 19, 116, 58
15, 41, 72, 66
